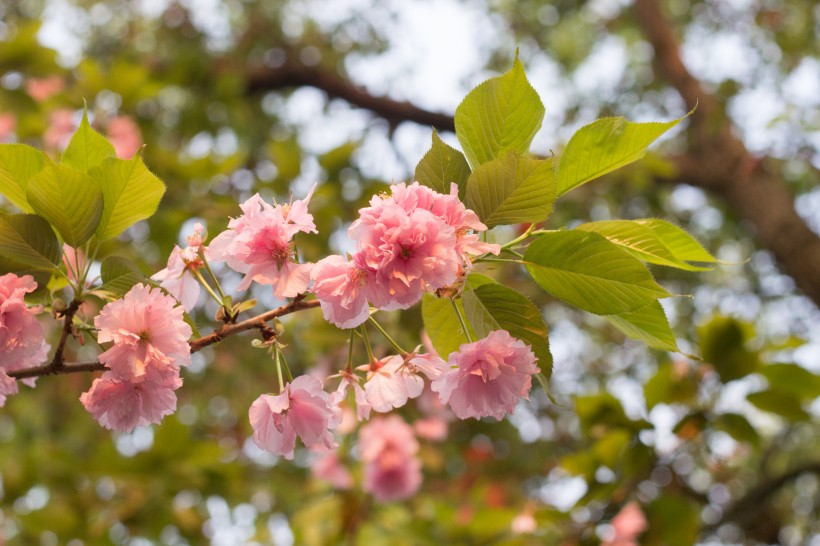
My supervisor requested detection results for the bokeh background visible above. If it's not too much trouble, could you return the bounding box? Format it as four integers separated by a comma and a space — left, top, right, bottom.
0, 0, 818, 544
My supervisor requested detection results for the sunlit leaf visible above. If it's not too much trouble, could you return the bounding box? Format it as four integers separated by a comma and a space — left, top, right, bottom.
90, 154, 166, 241
557, 114, 685, 196
577, 219, 713, 271
61, 109, 116, 173
0, 144, 46, 213
27, 162, 103, 247
421, 293, 475, 358
0, 212, 61, 269
606, 301, 680, 351
523, 230, 671, 315
464, 152, 556, 227
455, 58, 544, 168
414, 130, 471, 199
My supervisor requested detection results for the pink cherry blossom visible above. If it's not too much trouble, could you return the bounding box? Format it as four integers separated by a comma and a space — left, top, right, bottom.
359, 415, 422, 502
330, 371, 371, 421
94, 284, 192, 381
0, 274, 50, 379
361, 355, 423, 413
152, 223, 208, 311
413, 416, 448, 441
352, 204, 458, 310
311, 255, 370, 329
431, 330, 538, 420
602, 501, 647, 546
210, 191, 316, 299
80, 371, 182, 432
248, 375, 340, 460
106, 115, 143, 159
311, 451, 353, 489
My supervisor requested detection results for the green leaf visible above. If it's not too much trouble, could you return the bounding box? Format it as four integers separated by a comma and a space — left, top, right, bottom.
747, 390, 810, 421
0, 144, 46, 213
464, 152, 556, 228
636, 219, 716, 263
759, 363, 820, 400
98, 255, 146, 296
462, 273, 552, 377
0, 212, 61, 269
698, 316, 759, 382
61, 109, 116, 172
523, 231, 671, 315
414, 130, 471, 199
27, 162, 103, 247
90, 154, 166, 241
606, 301, 680, 351
454, 58, 544, 168
713, 413, 760, 446
556, 114, 685, 196
421, 293, 476, 358
576, 220, 712, 271
0, 256, 53, 291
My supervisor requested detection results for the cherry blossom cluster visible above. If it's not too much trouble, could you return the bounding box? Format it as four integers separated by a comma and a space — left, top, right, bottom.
312, 182, 499, 328
80, 284, 192, 431
0, 274, 50, 405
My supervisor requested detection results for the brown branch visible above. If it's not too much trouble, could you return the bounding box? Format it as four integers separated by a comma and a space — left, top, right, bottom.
705, 461, 820, 532
634, 0, 820, 309
7, 298, 321, 381
243, 62, 456, 132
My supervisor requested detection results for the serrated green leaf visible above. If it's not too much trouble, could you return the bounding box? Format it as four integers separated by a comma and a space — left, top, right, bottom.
636, 219, 716, 263
0, 212, 61, 269
98, 255, 146, 296
61, 109, 116, 172
414, 130, 471, 199
577, 220, 712, 271
747, 390, 810, 421
713, 413, 760, 446
27, 162, 103, 247
421, 293, 476, 357
464, 152, 556, 227
557, 115, 684, 196
90, 154, 166, 241
462, 273, 552, 377
605, 301, 680, 351
523, 231, 671, 315
0, 144, 46, 212
455, 58, 544, 168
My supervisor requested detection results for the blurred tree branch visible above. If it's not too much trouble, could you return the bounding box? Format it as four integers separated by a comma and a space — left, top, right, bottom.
235, 2, 820, 309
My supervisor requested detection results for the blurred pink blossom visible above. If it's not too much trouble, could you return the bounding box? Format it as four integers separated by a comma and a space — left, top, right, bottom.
432, 330, 538, 420
0, 113, 16, 141
25, 76, 64, 102
43, 109, 76, 153
107, 115, 143, 159
602, 501, 648, 546
413, 416, 448, 441
311, 451, 353, 489
249, 375, 340, 460
359, 415, 421, 502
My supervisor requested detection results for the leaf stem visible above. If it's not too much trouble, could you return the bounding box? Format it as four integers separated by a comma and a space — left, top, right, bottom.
346, 329, 355, 373
199, 250, 226, 300
450, 299, 474, 343
360, 325, 375, 362
367, 316, 408, 355
192, 268, 224, 306
274, 346, 284, 394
